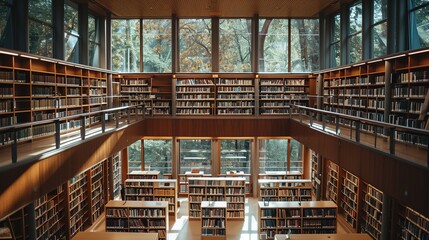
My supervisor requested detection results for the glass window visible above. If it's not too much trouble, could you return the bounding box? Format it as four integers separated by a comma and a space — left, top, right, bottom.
88, 15, 100, 67
372, 0, 387, 58
220, 139, 251, 174
179, 139, 212, 174
28, 0, 53, 57
143, 139, 172, 177
330, 14, 341, 67
290, 139, 303, 172
111, 19, 141, 72
142, 19, 172, 73
259, 139, 288, 173
409, 0, 429, 49
258, 19, 289, 72
128, 140, 142, 173
64, 2, 79, 63
0, 0, 13, 48
290, 19, 319, 72
179, 19, 212, 72
348, 2, 363, 63
219, 19, 252, 72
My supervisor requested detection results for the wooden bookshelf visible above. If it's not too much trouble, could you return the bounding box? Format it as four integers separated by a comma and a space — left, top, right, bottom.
258, 171, 303, 180
124, 179, 178, 218
178, 171, 205, 196
112, 153, 122, 200
359, 182, 383, 240
34, 184, 67, 240
0, 208, 30, 240
274, 233, 373, 240
326, 161, 339, 204
397, 204, 429, 240
201, 201, 227, 240
90, 161, 105, 223
218, 171, 252, 195
216, 78, 255, 115
340, 169, 359, 230
105, 200, 168, 240
188, 177, 245, 220
0, 51, 108, 146
117, 76, 152, 115
258, 201, 337, 240
258, 179, 312, 202
127, 170, 160, 179
152, 76, 172, 115
73, 232, 159, 240
175, 78, 215, 115
310, 150, 320, 198
68, 171, 90, 238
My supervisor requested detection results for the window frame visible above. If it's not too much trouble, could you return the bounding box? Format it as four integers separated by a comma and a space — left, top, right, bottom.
347, 1, 363, 64
371, 0, 388, 58
64, 0, 80, 63
28, 0, 54, 57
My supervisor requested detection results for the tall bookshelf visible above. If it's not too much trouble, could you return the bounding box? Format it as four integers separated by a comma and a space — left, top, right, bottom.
258, 179, 312, 202
124, 179, 178, 218
341, 169, 359, 230
216, 78, 255, 115
90, 162, 105, 223
0, 51, 108, 146
397, 204, 429, 240
34, 184, 67, 240
310, 150, 320, 198
359, 182, 383, 240
188, 177, 245, 220
68, 172, 90, 238
258, 201, 337, 240
175, 78, 215, 115
117, 77, 152, 115
112, 153, 122, 200
0, 207, 30, 240
151, 76, 172, 115
201, 201, 227, 239
105, 200, 168, 240
326, 161, 339, 204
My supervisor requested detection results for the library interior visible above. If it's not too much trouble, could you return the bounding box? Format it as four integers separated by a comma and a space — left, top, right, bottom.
0, 0, 429, 239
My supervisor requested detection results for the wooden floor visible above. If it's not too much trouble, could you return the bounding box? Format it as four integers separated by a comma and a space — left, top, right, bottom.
87, 197, 350, 240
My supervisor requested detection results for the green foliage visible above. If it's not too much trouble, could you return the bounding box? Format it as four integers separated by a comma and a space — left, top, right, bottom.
144, 140, 172, 176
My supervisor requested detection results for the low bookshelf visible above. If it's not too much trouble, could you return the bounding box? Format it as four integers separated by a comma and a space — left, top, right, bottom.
258, 179, 312, 202
258, 171, 303, 180
188, 177, 245, 220
73, 232, 159, 240
127, 170, 160, 179
201, 201, 227, 240
124, 179, 178, 218
258, 201, 337, 240
105, 200, 168, 240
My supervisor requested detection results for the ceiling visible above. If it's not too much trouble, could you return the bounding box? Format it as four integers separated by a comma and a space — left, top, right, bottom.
90, 0, 339, 18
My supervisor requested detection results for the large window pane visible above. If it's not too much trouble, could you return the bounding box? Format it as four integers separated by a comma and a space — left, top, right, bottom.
128, 140, 142, 173
259, 139, 288, 173
179, 19, 212, 72
410, 3, 429, 49
219, 19, 252, 72
0, 2, 13, 48
348, 2, 362, 63
330, 14, 341, 68
179, 139, 211, 174
349, 33, 362, 63
373, 22, 387, 58
88, 15, 99, 67
144, 140, 172, 177
333, 14, 341, 43
143, 19, 172, 73
29, 0, 52, 24
64, 3, 79, 63
112, 19, 141, 72
290, 139, 303, 172
332, 42, 341, 67
373, 0, 387, 23
258, 19, 289, 72
411, 0, 429, 7
290, 19, 319, 72
220, 140, 251, 174
29, 20, 53, 57
349, 2, 362, 34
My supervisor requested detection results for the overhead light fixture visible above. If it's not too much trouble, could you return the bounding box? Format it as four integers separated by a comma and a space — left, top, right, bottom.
353, 62, 366, 67
384, 54, 406, 60
0, 50, 18, 56
408, 48, 429, 55
20, 54, 38, 59
368, 59, 383, 64
40, 58, 57, 63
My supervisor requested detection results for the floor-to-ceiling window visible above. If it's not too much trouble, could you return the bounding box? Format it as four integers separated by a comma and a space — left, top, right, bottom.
111, 19, 141, 72
219, 139, 251, 174
372, 0, 387, 58
259, 139, 289, 172
143, 139, 172, 177
258, 19, 289, 72
28, 0, 53, 57
290, 19, 319, 72
88, 14, 100, 67
179, 139, 212, 174
64, 1, 79, 63
290, 139, 303, 172
329, 13, 341, 67
0, 0, 13, 48
128, 140, 142, 172
179, 19, 212, 72
142, 19, 172, 73
219, 18, 252, 72
409, 0, 429, 49
348, 1, 363, 63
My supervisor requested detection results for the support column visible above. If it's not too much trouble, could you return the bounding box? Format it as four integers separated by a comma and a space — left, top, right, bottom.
381, 194, 392, 240
79, 3, 89, 65
252, 138, 259, 198
15, 0, 29, 52
53, 0, 65, 59
211, 17, 219, 72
